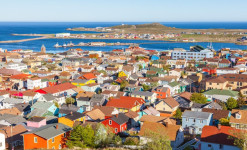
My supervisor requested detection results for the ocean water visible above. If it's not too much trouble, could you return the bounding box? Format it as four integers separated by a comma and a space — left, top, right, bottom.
0, 22, 247, 53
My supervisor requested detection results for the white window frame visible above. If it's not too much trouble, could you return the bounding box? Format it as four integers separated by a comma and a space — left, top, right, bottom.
34, 137, 38, 143
109, 120, 112, 125
115, 128, 118, 133
52, 138, 55, 143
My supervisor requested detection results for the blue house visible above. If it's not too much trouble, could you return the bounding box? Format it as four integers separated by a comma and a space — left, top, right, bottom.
182, 110, 213, 134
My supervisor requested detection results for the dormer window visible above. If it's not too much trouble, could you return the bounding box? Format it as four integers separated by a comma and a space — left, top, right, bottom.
236, 112, 241, 119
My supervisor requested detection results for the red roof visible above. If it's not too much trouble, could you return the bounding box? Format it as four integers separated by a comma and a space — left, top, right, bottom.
201, 125, 240, 146
36, 82, 76, 94
106, 96, 145, 109
81, 73, 96, 80
10, 74, 31, 80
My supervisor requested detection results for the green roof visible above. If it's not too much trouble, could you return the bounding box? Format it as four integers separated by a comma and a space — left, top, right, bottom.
168, 81, 180, 87
204, 89, 238, 97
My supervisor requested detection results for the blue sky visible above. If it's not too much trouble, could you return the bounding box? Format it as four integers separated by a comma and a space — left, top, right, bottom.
0, 0, 246, 22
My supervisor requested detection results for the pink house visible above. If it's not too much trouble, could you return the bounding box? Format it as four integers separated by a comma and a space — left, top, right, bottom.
27, 116, 46, 130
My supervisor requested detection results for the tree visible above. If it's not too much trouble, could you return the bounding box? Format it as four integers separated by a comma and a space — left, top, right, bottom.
190, 93, 207, 104
120, 80, 129, 91
67, 125, 95, 148
237, 92, 246, 108
139, 64, 143, 71
143, 84, 151, 91
227, 97, 238, 110
66, 97, 75, 105
163, 65, 171, 75
144, 130, 172, 150
219, 118, 230, 126
124, 137, 139, 145
229, 129, 247, 150
67, 125, 86, 148
53, 101, 59, 108
174, 108, 182, 119
217, 101, 227, 110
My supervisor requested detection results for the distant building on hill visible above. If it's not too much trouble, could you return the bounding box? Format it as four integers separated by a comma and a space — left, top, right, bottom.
41, 44, 46, 53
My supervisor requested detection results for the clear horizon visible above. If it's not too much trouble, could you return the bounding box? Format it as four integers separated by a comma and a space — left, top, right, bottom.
1, 0, 247, 22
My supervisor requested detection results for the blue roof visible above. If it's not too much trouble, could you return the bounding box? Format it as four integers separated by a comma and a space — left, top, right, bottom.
151, 55, 159, 61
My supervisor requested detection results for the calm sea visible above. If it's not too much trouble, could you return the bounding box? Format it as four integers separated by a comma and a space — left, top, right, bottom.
0, 22, 247, 53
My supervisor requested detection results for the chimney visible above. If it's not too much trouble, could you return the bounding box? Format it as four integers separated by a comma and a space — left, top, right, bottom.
218, 124, 221, 129
56, 125, 58, 129
165, 121, 169, 127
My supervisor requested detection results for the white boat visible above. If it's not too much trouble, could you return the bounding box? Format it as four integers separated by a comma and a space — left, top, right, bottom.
54, 42, 60, 48
62, 43, 67, 47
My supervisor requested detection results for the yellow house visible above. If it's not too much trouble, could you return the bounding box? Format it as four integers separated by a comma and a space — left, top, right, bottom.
58, 112, 85, 127
71, 79, 96, 87
118, 71, 127, 78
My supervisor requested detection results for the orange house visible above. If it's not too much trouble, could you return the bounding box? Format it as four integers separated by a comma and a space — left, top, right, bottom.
152, 86, 170, 99
22, 123, 72, 150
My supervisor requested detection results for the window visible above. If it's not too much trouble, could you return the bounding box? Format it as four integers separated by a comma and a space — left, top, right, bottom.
64, 133, 66, 137
0, 142, 2, 147
59, 144, 62, 149
109, 120, 112, 125
208, 144, 212, 147
200, 120, 203, 124
52, 146, 55, 149
199, 128, 202, 131
115, 128, 118, 133
34, 137, 38, 143
186, 118, 189, 122
193, 119, 196, 123
52, 138, 55, 143
209, 82, 212, 85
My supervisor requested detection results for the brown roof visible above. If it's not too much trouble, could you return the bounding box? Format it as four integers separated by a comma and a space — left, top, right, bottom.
164, 97, 179, 108
221, 74, 247, 82
0, 107, 21, 115
76, 91, 95, 98
86, 109, 105, 120
125, 111, 139, 119
179, 92, 192, 101
0, 124, 27, 147
230, 109, 247, 124
93, 106, 115, 116
139, 122, 181, 141
202, 108, 230, 120
207, 76, 227, 83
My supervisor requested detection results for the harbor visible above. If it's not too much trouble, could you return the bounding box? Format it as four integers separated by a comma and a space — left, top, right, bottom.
53, 42, 132, 48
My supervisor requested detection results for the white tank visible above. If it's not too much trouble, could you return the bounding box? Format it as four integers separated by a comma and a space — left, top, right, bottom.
0, 133, 5, 150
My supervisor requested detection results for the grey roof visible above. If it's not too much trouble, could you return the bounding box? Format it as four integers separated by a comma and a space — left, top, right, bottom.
111, 113, 129, 125
131, 91, 154, 97
0, 114, 26, 125
27, 109, 47, 118
23, 123, 72, 139
202, 102, 222, 110
72, 79, 88, 83
182, 111, 212, 119
14, 103, 31, 112
2, 98, 24, 104
90, 94, 104, 102
191, 103, 204, 109
59, 104, 80, 114
42, 94, 56, 101
31, 101, 54, 110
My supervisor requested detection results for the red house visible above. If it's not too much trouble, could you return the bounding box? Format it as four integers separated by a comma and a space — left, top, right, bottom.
152, 86, 170, 99
202, 67, 217, 75
101, 113, 129, 134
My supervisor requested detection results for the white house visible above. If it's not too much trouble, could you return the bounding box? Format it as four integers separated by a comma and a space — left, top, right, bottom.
216, 68, 239, 75
55, 33, 71, 38
0, 133, 5, 150
27, 78, 41, 89
171, 49, 213, 60
5, 62, 27, 71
